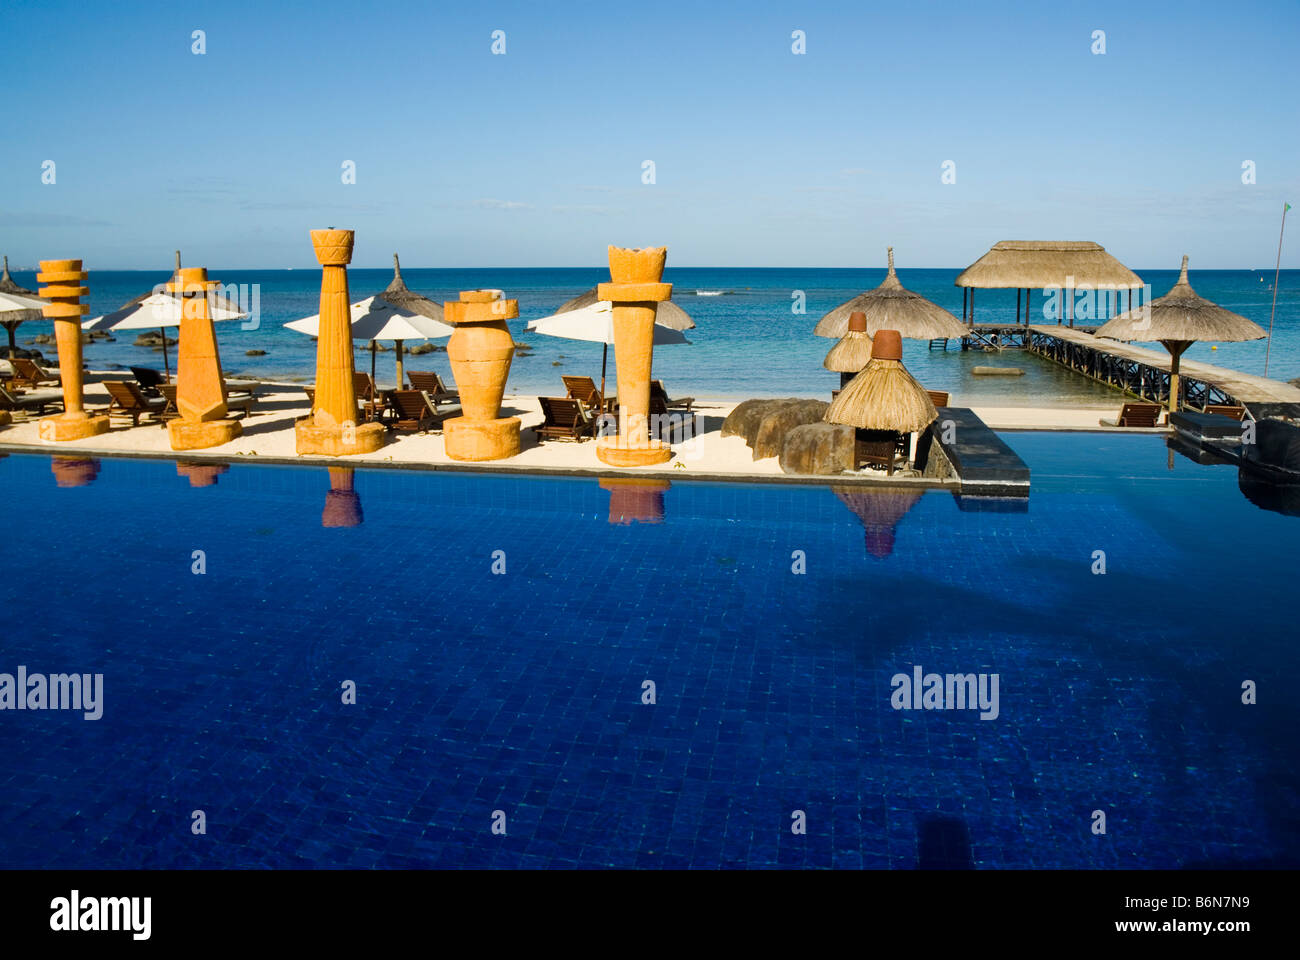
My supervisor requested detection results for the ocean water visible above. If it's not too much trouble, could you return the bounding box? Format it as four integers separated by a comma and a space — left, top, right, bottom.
8, 267, 1298, 404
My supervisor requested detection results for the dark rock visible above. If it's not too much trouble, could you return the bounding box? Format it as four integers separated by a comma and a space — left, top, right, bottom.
780, 422, 856, 475
134, 332, 177, 347
753, 399, 830, 459
245, 349, 267, 356
407, 343, 435, 355
722, 398, 806, 445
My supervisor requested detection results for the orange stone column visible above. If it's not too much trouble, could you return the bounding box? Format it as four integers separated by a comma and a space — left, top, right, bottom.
51, 457, 101, 487
35, 259, 109, 441
443, 289, 521, 461
167, 267, 242, 450
596, 246, 673, 467
295, 229, 385, 456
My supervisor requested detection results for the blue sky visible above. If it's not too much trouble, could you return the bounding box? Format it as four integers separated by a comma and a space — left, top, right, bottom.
2, 0, 1297, 269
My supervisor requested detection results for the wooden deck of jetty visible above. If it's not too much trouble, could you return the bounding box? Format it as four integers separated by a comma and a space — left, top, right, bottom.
943, 323, 1300, 414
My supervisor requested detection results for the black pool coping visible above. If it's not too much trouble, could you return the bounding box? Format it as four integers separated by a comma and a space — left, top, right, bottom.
931, 407, 1031, 499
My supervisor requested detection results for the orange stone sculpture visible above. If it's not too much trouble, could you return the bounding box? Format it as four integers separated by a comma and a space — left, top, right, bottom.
595, 246, 673, 466
442, 289, 521, 461
166, 267, 242, 450
321, 467, 363, 527
296, 230, 386, 456
600, 477, 670, 524
35, 259, 109, 441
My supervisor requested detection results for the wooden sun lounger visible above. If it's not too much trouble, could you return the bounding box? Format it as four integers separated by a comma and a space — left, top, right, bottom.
926, 390, 950, 407
562, 375, 613, 414
1099, 402, 1163, 428
103, 380, 166, 426
11, 357, 59, 389
533, 396, 593, 441
129, 366, 168, 396
387, 389, 443, 433
406, 370, 460, 409
651, 379, 693, 412
856, 430, 907, 476
0, 384, 64, 416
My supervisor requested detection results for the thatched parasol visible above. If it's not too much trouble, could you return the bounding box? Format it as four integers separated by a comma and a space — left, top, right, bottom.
823, 310, 873, 387
558, 286, 695, 330
376, 254, 445, 322
119, 250, 245, 314
1, 255, 46, 359
825, 330, 938, 432
833, 485, 924, 558
815, 248, 966, 339
1094, 255, 1265, 412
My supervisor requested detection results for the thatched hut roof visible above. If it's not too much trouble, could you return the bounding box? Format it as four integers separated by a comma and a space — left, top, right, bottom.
823, 311, 873, 372
1094, 255, 1265, 344
815, 248, 966, 338
378, 254, 445, 321
119, 250, 246, 315
825, 330, 939, 432
955, 240, 1141, 290
558, 286, 695, 330
0, 256, 40, 297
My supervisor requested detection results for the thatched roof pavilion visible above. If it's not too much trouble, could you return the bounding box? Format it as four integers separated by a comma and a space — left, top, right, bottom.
559, 286, 694, 330
377, 254, 444, 321
816, 248, 966, 339
1, 255, 46, 359
1094, 255, 1265, 411
955, 240, 1142, 327
825, 329, 938, 433
120, 250, 246, 315
823, 310, 873, 386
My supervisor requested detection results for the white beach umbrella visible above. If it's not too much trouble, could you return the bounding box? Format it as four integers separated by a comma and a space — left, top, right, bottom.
82, 291, 251, 379
284, 295, 455, 387
526, 300, 689, 400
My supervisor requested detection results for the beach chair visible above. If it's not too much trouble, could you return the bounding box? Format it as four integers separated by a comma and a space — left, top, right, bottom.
353, 372, 379, 404
1205, 404, 1246, 421
651, 379, 694, 412
562, 375, 614, 415
0, 384, 64, 417
223, 381, 257, 419
855, 430, 907, 476
387, 389, 442, 433
102, 380, 166, 426
11, 357, 58, 389
533, 396, 593, 441
1099, 402, 1163, 428
129, 366, 168, 396
407, 370, 460, 409
157, 384, 180, 422
926, 390, 950, 407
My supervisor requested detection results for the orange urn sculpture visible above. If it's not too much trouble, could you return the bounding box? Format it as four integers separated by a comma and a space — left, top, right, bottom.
596, 246, 673, 466
442, 289, 521, 461
35, 259, 109, 441
166, 267, 242, 450
296, 229, 386, 456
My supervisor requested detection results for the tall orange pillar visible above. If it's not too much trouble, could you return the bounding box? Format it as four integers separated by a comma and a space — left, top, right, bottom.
596, 246, 673, 466
35, 259, 109, 441
443, 289, 520, 461
167, 267, 242, 450
295, 229, 385, 456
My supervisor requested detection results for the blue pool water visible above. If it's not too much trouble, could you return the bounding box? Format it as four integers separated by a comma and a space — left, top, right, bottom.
0, 436, 1296, 869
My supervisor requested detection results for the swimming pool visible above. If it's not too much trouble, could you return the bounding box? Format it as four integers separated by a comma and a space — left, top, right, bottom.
0, 435, 1295, 869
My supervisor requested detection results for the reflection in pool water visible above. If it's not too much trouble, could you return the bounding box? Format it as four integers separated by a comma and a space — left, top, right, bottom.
0, 435, 1296, 869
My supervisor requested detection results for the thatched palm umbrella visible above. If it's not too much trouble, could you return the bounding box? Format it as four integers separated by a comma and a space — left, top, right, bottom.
833, 486, 924, 558
826, 330, 938, 432
815, 248, 966, 339
1094, 255, 1265, 412
823, 310, 873, 387
558, 286, 695, 330
1, 256, 46, 359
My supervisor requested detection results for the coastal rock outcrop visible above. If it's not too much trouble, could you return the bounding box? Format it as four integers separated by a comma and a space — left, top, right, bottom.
723, 398, 828, 459
779, 422, 856, 475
